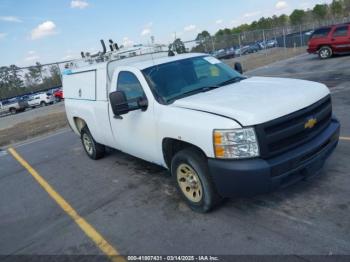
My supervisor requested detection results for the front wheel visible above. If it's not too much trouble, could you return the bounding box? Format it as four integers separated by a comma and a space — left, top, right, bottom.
171, 148, 222, 213
318, 46, 332, 59
81, 126, 105, 160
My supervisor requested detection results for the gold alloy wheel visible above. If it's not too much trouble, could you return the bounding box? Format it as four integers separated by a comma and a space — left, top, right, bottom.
176, 164, 203, 203
83, 134, 93, 155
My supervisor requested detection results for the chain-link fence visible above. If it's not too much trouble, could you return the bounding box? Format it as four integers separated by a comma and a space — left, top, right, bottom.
179, 16, 350, 71
186, 16, 350, 52
0, 62, 68, 101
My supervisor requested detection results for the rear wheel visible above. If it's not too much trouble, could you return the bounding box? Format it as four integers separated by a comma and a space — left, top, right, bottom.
9, 108, 17, 114
40, 101, 46, 107
171, 148, 222, 213
81, 126, 105, 160
318, 46, 332, 59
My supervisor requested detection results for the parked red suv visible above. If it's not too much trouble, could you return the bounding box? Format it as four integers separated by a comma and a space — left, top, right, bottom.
53, 89, 64, 102
307, 23, 350, 59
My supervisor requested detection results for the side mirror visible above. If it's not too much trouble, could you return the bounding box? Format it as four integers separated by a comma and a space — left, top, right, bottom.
234, 62, 243, 74
109, 91, 129, 117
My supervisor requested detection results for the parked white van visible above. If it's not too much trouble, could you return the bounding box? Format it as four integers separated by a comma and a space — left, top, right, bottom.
63, 48, 340, 212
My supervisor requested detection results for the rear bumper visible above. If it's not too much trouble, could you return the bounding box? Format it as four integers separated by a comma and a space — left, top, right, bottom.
208, 119, 340, 198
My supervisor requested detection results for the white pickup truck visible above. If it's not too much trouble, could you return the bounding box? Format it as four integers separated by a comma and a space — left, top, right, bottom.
63, 50, 340, 212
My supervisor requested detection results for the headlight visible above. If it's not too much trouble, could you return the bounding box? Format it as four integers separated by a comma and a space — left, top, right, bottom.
213, 128, 260, 159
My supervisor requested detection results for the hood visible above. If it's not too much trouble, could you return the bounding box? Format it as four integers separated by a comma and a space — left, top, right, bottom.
172, 77, 329, 126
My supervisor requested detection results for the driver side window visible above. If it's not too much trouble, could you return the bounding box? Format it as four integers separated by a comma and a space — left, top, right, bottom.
117, 71, 145, 100
117, 71, 145, 107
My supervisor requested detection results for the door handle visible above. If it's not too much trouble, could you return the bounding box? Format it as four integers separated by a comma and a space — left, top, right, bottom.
78, 89, 82, 97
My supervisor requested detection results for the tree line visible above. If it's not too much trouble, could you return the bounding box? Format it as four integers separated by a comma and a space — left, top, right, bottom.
172, 0, 350, 53
0, 63, 62, 100
219, 0, 350, 35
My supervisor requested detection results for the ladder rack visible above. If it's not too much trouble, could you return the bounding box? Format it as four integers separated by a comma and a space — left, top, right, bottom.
65, 44, 169, 70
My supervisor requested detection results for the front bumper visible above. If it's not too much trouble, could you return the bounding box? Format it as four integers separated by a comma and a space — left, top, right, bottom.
208, 119, 340, 198
307, 48, 317, 54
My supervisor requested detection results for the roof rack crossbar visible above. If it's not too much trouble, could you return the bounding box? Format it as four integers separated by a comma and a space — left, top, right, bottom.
64, 45, 170, 70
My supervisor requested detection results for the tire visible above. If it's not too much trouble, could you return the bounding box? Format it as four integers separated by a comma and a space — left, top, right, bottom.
318, 46, 332, 59
81, 126, 105, 160
9, 108, 17, 114
40, 101, 46, 107
171, 148, 222, 213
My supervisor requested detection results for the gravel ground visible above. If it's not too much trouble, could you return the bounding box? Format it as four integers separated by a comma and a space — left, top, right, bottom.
0, 102, 65, 130
224, 47, 306, 72
0, 102, 67, 147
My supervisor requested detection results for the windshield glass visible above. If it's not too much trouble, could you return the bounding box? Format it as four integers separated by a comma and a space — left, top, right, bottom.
142, 56, 243, 103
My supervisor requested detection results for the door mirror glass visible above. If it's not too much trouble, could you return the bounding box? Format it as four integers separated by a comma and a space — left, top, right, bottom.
234, 62, 243, 74
109, 91, 130, 116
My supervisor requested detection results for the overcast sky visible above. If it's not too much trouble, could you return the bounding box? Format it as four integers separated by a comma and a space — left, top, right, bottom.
0, 0, 331, 67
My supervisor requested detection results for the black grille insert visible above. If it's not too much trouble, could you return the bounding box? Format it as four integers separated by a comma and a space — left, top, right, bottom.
255, 95, 332, 159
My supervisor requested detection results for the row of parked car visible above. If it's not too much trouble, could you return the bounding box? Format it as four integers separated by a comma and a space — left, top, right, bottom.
0, 87, 63, 116
213, 39, 278, 59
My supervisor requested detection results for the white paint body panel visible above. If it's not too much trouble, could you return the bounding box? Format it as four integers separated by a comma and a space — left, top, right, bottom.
173, 77, 330, 126
63, 53, 330, 168
108, 66, 159, 163
63, 70, 96, 101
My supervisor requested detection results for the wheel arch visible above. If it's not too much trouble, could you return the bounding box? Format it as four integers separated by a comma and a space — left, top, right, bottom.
73, 117, 87, 134
162, 138, 207, 169
317, 44, 332, 52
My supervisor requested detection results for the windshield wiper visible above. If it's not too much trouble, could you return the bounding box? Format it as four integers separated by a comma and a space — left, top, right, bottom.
167, 86, 219, 103
218, 76, 246, 87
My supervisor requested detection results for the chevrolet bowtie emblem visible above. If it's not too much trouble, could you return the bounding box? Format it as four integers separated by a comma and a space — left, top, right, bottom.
305, 118, 317, 129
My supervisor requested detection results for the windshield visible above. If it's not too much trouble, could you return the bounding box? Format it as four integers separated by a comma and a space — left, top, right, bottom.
142, 56, 244, 103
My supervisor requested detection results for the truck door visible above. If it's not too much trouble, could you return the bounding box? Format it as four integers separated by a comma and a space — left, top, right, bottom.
108, 68, 158, 164
331, 25, 350, 53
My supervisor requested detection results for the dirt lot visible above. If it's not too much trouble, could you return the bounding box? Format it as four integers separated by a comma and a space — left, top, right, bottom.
0, 103, 67, 147
225, 47, 306, 71
0, 53, 349, 260
0, 111, 67, 147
